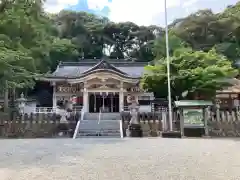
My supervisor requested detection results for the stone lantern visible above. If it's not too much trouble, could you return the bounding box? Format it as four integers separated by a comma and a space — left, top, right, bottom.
127, 94, 143, 137
16, 92, 26, 115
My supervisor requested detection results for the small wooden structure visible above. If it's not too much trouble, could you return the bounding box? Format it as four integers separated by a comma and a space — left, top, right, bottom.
174, 100, 213, 137
150, 98, 173, 112
216, 79, 240, 108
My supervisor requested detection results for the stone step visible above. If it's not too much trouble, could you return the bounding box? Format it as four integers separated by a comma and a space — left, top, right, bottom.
84, 113, 121, 121
79, 120, 120, 130
75, 119, 121, 138
79, 130, 120, 133
78, 131, 121, 137
78, 136, 121, 138
79, 130, 120, 134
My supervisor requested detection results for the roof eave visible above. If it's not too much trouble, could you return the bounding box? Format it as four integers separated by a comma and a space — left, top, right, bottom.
81, 69, 140, 79
40, 70, 141, 82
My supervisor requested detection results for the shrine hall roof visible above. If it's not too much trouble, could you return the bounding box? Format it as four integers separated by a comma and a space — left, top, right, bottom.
48, 59, 148, 79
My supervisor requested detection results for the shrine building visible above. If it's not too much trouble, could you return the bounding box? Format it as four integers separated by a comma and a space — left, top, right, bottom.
42, 59, 154, 113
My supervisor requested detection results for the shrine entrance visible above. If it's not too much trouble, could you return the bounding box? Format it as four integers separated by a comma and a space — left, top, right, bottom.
88, 92, 119, 113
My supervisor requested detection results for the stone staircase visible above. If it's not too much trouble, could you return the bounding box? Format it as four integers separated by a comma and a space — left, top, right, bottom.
74, 113, 122, 138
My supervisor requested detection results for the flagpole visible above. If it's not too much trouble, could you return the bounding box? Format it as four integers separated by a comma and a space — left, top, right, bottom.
164, 0, 173, 131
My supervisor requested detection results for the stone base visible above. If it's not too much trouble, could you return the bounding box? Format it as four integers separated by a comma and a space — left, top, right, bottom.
57, 123, 72, 137
184, 128, 204, 137
161, 131, 182, 138
128, 124, 143, 137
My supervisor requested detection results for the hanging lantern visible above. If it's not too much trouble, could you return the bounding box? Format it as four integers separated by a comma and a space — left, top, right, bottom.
70, 95, 77, 105
127, 94, 134, 104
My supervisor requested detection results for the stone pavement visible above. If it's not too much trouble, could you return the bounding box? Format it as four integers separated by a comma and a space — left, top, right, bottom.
0, 138, 239, 180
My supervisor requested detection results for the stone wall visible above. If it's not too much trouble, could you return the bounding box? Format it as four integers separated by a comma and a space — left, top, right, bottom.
0, 112, 80, 138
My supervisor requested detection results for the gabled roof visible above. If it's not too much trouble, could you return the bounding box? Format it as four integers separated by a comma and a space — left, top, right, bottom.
47, 59, 147, 79
82, 60, 127, 75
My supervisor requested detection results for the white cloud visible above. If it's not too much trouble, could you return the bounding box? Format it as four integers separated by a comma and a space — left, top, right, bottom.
108, 0, 181, 26
87, 0, 111, 10
77, 0, 182, 26
183, 0, 198, 7
43, 0, 204, 25
182, 0, 199, 14
44, 0, 79, 13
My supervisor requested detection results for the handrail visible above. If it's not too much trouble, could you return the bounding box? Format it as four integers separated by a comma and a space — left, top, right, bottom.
119, 120, 123, 138
98, 108, 102, 124
80, 107, 85, 121
73, 106, 85, 139
34, 106, 83, 114
35, 107, 58, 114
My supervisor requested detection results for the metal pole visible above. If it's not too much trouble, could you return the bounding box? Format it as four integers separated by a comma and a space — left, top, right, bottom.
164, 0, 173, 131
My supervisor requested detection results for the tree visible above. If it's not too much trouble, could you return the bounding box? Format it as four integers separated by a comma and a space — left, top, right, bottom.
173, 9, 218, 50
141, 49, 238, 99
0, 35, 37, 110
0, 0, 239, 110
55, 10, 108, 59
172, 3, 240, 63
152, 32, 187, 60
49, 38, 79, 71
0, 0, 50, 110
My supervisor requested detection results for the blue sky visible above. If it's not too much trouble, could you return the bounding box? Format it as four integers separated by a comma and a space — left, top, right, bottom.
44, 0, 239, 26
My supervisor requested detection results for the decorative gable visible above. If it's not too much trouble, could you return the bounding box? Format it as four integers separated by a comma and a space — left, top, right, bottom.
96, 61, 111, 69
83, 60, 127, 75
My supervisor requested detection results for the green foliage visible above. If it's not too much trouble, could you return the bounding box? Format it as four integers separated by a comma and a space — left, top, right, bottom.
0, 0, 239, 104
152, 32, 187, 59
0, 0, 48, 89
49, 38, 79, 71
141, 50, 238, 99
172, 3, 240, 62
141, 2, 240, 99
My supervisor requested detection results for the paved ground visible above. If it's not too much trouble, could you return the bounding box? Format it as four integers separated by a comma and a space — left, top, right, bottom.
0, 138, 240, 180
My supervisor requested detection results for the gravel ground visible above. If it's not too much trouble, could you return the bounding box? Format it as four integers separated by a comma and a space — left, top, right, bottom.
0, 138, 240, 180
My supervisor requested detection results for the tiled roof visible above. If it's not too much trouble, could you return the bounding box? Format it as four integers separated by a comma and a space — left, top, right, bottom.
219, 85, 240, 93
49, 59, 147, 79
217, 78, 240, 93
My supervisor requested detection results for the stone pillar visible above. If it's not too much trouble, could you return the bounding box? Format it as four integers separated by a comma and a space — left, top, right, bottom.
179, 109, 184, 137
135, 94, 139, 103
203, 107, 210, 137
119, 87, 124, 112
52, 82, 57, 110
83, 87, 88, 112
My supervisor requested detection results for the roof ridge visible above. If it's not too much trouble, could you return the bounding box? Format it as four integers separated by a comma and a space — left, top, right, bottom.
82, 60, 128, 75
59, 61, 148, 67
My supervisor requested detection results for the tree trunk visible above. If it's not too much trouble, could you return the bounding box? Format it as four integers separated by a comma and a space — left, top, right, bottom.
4, 81, 8, 112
